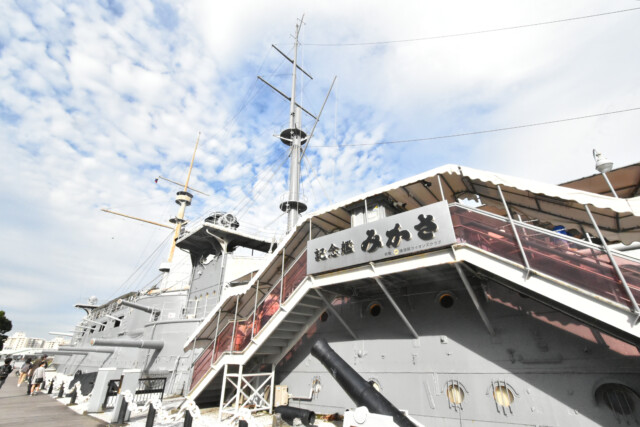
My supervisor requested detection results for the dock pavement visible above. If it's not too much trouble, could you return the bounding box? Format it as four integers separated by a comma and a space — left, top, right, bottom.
0, 373, 104, 426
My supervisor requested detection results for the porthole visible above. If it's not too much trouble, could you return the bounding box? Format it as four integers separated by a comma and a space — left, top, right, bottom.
368, 302, 382, 317
596, 383, 638, 416
436, 291, 456, 308
439, 294, 454, 308
493, 385, 514, 407
444, 380, 467, 410
447, 384, 464, 405
320, 312, 328, 322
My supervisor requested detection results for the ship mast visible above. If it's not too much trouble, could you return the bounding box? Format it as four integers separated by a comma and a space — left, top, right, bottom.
259, 17, 336, 234
260, 18, 314, 233
283, 21, 305, 232
166, 132, 200, 263
102, 133, 202, 256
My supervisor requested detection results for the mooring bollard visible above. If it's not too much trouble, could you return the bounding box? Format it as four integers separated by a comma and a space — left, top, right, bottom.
145, 405, 156, 427
47, 380, 54, 394
116, 399, 129, 425
183, 410, 193, 427
69, 387, 77, 405
57, 383, 65, 398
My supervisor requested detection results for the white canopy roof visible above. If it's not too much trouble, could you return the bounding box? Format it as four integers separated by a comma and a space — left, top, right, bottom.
306, 164, 640, 244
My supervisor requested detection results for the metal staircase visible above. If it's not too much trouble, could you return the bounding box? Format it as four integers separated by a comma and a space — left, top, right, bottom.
188, 250, 325, 406
254, 293, 326, 361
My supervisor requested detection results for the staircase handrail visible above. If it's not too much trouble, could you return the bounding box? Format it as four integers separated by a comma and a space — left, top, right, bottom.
192, 248, 309, 372
448, 202, 640, 263
450, 202, 640, 313
254, 248, 309, 308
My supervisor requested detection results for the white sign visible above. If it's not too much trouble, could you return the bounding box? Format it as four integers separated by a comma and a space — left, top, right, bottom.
307, 201, 456, 275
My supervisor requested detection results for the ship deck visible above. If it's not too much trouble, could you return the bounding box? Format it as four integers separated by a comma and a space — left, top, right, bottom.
0, 375, 103, 427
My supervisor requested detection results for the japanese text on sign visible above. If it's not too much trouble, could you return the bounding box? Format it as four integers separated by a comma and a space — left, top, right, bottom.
307, 201, 456, 275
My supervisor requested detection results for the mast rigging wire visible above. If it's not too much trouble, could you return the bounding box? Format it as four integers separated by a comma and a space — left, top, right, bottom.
235, 151, 291, 219
312, 106, 640, 148
105, 230, 173, 300
174, 43, 290, 218
212, 101, 291, 217
304, 7, 640, 46
229, 147, 288, 214
303, 155, 331, 204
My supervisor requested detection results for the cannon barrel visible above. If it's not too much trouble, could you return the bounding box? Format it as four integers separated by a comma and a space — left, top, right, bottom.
90, 338, 164, 350
311, 338, 416, 427
118, 299, 157, 314
275, 406, 316, 426
45, 350, 89, 356
58, 346, 114, 354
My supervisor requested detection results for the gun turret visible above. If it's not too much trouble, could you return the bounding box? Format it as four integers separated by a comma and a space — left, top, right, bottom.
45, 350, 89, 356
118, 299, 157, 314
90, 338, 164, 350
58, 346, 114, 354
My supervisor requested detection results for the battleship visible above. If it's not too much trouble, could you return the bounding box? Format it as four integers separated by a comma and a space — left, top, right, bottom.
48, 18, 640, 427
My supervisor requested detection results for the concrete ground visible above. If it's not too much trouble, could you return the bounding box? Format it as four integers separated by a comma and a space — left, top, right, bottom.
0, 373, 104, 427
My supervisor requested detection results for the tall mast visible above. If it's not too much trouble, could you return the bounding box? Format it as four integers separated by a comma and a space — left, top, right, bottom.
167, 132, 200, 263
259, 17, 327, 234
285, 21, 304, 232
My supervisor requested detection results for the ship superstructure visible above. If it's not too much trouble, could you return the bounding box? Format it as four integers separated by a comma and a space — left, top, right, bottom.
185, 163, 640, 426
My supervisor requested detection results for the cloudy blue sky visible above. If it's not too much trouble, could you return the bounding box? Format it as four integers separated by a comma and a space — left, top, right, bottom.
1, 0, 639, 340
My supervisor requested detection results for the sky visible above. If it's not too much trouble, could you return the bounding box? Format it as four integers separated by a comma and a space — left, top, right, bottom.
1, 0, 639, 340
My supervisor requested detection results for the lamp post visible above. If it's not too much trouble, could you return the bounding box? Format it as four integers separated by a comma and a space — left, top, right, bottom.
593, 149, 618, 198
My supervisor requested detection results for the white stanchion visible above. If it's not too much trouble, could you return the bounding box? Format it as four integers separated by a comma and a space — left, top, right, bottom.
121, 389, 203, 424
69, 381, 91, 403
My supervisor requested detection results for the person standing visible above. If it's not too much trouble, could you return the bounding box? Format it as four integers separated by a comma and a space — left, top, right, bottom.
29, 362, 46, 395
0, 358, 13, 390
17, 358, 32, 387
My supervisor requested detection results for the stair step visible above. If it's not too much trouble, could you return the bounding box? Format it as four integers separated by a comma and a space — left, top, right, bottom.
255, 346, 282, 355
295, 302, 323, 309
278, 323, 302, 333
270, 330, 297, 339
282, 318, 307, 325
300, 295, 324, 304
265, 338, 289, 347
285, 313, 313, 322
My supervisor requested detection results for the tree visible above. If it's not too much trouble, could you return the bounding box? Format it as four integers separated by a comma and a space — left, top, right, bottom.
0, 311, 12, 351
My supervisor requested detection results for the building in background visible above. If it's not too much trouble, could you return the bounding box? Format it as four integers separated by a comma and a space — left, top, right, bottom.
43, 336, 70, 350
3, 331, 46, 351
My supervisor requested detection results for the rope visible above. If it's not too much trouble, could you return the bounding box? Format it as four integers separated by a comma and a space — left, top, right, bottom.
304, 7, 640, 46
312, 106, 640, 148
